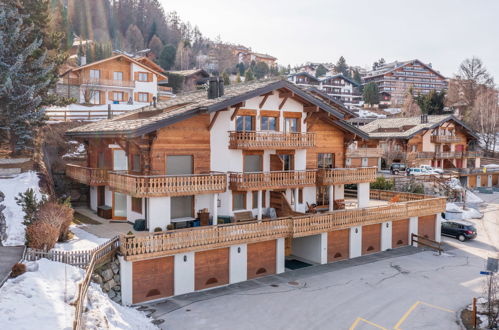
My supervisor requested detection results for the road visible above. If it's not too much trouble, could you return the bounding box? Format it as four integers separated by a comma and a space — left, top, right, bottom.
149, 196, 499, 330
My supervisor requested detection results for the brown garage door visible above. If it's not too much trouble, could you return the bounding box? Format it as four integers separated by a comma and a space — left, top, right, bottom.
132, 256, 173, 304
328, 229, 349, 262
362, 224, 381, 255
392, 219, 409, 248
468, 175, 476, 188
418, 215, 436, 240
247, 240, 276, 279
195, 248, 229, 291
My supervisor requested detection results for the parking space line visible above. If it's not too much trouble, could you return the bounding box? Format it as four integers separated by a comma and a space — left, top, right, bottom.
393, 300, 454, 329
349, 317, 388, 330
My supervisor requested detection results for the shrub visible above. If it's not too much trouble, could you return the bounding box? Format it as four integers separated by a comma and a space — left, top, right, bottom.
26, 221, 59, 250
15, 188, 46, 226
154, 227, 162, 232
11, 263, 26, 278
166, 224, 174, 230
371, 176, 395, 191
37, 202, 74, 242
402, 182, 425, 194
127, 231, 134, 236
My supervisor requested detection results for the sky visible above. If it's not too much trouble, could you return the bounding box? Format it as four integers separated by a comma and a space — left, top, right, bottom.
162, 0, 499, 80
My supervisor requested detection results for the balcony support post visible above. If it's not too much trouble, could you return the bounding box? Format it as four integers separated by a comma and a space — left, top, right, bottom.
213, 193, 218, 226
357, 182, 370, 208
294, 188, 299, 212
328, 185, 334, 212
257, 190, 262, 221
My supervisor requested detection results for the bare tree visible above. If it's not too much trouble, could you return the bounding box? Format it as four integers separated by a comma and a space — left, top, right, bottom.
483, 273, 499, 329
401, 87, 421, 116
471, 87, 499, 156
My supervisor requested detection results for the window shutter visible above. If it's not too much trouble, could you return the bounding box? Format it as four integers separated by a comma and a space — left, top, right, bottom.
148, 73, 153, 82
134, 72, 139, 81
134, 92, 138, 102
108, 91, 113, 101
99, 91, 105, 104
124, 92, 128, 102
148, 93, 152, 102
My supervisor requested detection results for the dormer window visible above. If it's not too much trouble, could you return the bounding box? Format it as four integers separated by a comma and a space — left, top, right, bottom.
236, 115, 254, 131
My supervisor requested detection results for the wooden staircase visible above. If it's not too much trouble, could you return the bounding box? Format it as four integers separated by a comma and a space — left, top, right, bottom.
270, 191, 304, 217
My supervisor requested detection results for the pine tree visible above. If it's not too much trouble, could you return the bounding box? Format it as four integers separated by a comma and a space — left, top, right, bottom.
363, 82, 380, 107
0, 2, 54, 154
159, 43, 176, 70
244, 70, 255, 82
335, 56, 349, 76
236, 72, 241, 83
222, 72, 230, 85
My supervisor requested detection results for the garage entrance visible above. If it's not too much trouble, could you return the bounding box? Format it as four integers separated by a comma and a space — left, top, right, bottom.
195, 248, 229, 290
362, 224, 381, 255
247, 240, 276, 279
132, 256, 173, 304
327, 229, 349, 262
392, 219, 409, 248
418, 215, 436, 240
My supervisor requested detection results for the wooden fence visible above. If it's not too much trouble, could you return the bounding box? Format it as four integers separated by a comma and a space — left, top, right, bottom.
46, 109, 127, 122
411, 233, 443, 255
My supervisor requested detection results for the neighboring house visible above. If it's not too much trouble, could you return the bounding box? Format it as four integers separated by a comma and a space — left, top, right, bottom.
167, 69, 210, 92
236, 49, 278, 68
65, 78, 445, 305
359, 114, 481, 169
57, 54, 169, 106
363, 59, 448, 105
288, 73, 362, 110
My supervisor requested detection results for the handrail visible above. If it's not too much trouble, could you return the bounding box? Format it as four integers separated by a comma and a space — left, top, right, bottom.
66, 164, 108, 186
229, 170, 317, 191
229, 131, 315, 149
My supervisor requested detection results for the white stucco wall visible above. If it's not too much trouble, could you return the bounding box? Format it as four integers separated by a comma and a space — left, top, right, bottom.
357, 182, 370, 208
229, 244, 247, 283
118, 256, 133, 306
381, 221, 392, 251
131, 63, 158, 99
104, 186, 112, 206
174, 252, 195, 295
291, 233, 327, 264
89, 186, 97, 212
148, 196, 170, 231
409, 216, 418, 247
349, 226, 362, 258
276, 238, 285, 274
334, 185, 344, 200
435, 214, 442, 243
422, 131, 434, 152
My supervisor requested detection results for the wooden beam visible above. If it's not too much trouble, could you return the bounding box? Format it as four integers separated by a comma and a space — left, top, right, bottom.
279, 91, 293, 98
259, 94, 270, 109
208, 111, 220, 130
278, 97, 288, 110
231, 106, 242, 120
303, 105, 319, 112
307, 116, 320, 130
303, 113, 312, 124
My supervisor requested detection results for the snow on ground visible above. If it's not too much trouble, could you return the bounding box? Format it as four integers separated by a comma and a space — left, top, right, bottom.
45, 103, 147, 112
53, 226, 108, 251
357, 109, 387, 118
0, 259, 157, 330
446, 202, 483, 219
0, 171, 42, 246
62, 142, 86, 159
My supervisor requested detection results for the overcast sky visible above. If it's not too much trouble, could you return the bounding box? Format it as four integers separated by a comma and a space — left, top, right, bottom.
163, 0, 499, 80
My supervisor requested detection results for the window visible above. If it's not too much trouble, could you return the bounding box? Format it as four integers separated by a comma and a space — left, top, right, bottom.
138, 72, 148, 82
90, 90, 100, 105
316, 186, 329, 206
318, 153, 334, 169
89, 69, 100, 80
166, 155, 193, 175
299, 188, 303, 204
171, 196, 194, 219
138, 92, 148, 102
281, 154, 294, 171
236, 115, 254, 131
131, 197, 142, 213
113, 92, 124, 101
284, 118, 298, 133
132, 154, 141, 172
252, 191, 266, 209
261, 116, 277, 131
233, 192, 246, 211
98, 152, 105, 168
244, 154, 262, 172
113, 72, 123, 81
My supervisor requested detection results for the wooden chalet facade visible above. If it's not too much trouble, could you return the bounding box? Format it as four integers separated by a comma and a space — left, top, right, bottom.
65, 79, 445, 304
359, 114, 482, 169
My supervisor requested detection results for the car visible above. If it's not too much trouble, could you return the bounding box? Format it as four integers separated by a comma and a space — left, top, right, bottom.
390, 163, 406, 175
441, 220, 477, 242
420, 165, 443, 174
407, 167, 429, 176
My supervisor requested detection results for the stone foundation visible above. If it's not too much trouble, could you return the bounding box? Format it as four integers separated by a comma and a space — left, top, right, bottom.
92, 257, 121, 303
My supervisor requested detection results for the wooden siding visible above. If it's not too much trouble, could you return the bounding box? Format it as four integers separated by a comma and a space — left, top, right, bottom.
362, 224, 381, 255
132, 257, 173, 304
81, 58, 132, 82
151, 114, 211, 174
87, 138, 113, 169
247, 240, 276, 279
418, 215, 436, 240
392, 219, 409, 248
327, 229, 349, 262
195, 248, 229, 290
306, 118, 345, 169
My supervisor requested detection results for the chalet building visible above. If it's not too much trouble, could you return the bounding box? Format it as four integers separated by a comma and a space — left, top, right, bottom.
363, 59, 448, 105
235, 49, 278, 68
359, 115, 481, 169
288, 73, 362, 110
166, 69, 210, 92
65, 78, 445, 305
57, 54, 170, 105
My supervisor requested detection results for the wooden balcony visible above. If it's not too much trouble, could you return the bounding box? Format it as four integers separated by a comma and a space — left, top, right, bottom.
229, 170, 317, 191
120, 195, 446, 260
413, 151, 482, 159
66, 164, 108, 186
80, 78, 135, 88
317, 167, 377, 185
228, 131, 315, 150
431, 135, 461, 144
108, 172, 227, 197
346, 148, 383, 158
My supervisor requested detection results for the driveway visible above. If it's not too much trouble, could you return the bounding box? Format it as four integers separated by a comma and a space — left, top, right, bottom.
147, 200, 499, 330
0, 246, 24, 287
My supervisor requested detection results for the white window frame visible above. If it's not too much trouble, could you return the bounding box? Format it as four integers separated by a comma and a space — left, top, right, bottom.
90, 90, 100, 105
113, 92, 124, 102
138, 72, 148, 82
138, 92, 148, 102
113, 71, 123, 81
89, 69, 100, 80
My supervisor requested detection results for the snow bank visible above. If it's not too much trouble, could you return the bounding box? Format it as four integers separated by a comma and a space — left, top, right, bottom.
446, 203, 483, 220
0, 171, 42, 246
62, 142, 86, 159
0, 259, 157, 330
53, 226, 108, 251
466, 190, 484, 204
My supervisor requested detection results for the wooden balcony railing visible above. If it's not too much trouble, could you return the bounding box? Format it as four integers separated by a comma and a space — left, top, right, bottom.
430, 135, 461, 144
228, 131, 315, 150
346, 148, 383, 158
229, 170, 317, 191
317, 167, 377, 185
66, 164, 108, 186
108, 172, 227, 197
413, 151, 482, 159
120, 195, 446, 260
80, 78, 135, 88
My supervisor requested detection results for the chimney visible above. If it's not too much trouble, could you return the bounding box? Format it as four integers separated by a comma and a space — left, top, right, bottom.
420, 114, 428, 123
218, 77, 224, 97
80, 55, 87, 66
208, 77, 219, 99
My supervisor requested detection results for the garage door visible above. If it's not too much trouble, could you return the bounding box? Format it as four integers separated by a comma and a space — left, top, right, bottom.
392, 219, 409, 248
362, 224, 381, 255
418, 215, 436, 240
327, 229, 349, 262
247, 240, 276, 279
195, 248, 229, 291
468, 175, 476, 188
132, 257, 173, 304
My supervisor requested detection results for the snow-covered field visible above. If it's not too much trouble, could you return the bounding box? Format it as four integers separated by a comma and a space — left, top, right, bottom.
0, 259, 157, 330
54, 226, 108, 251
0, 171, 42, 246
